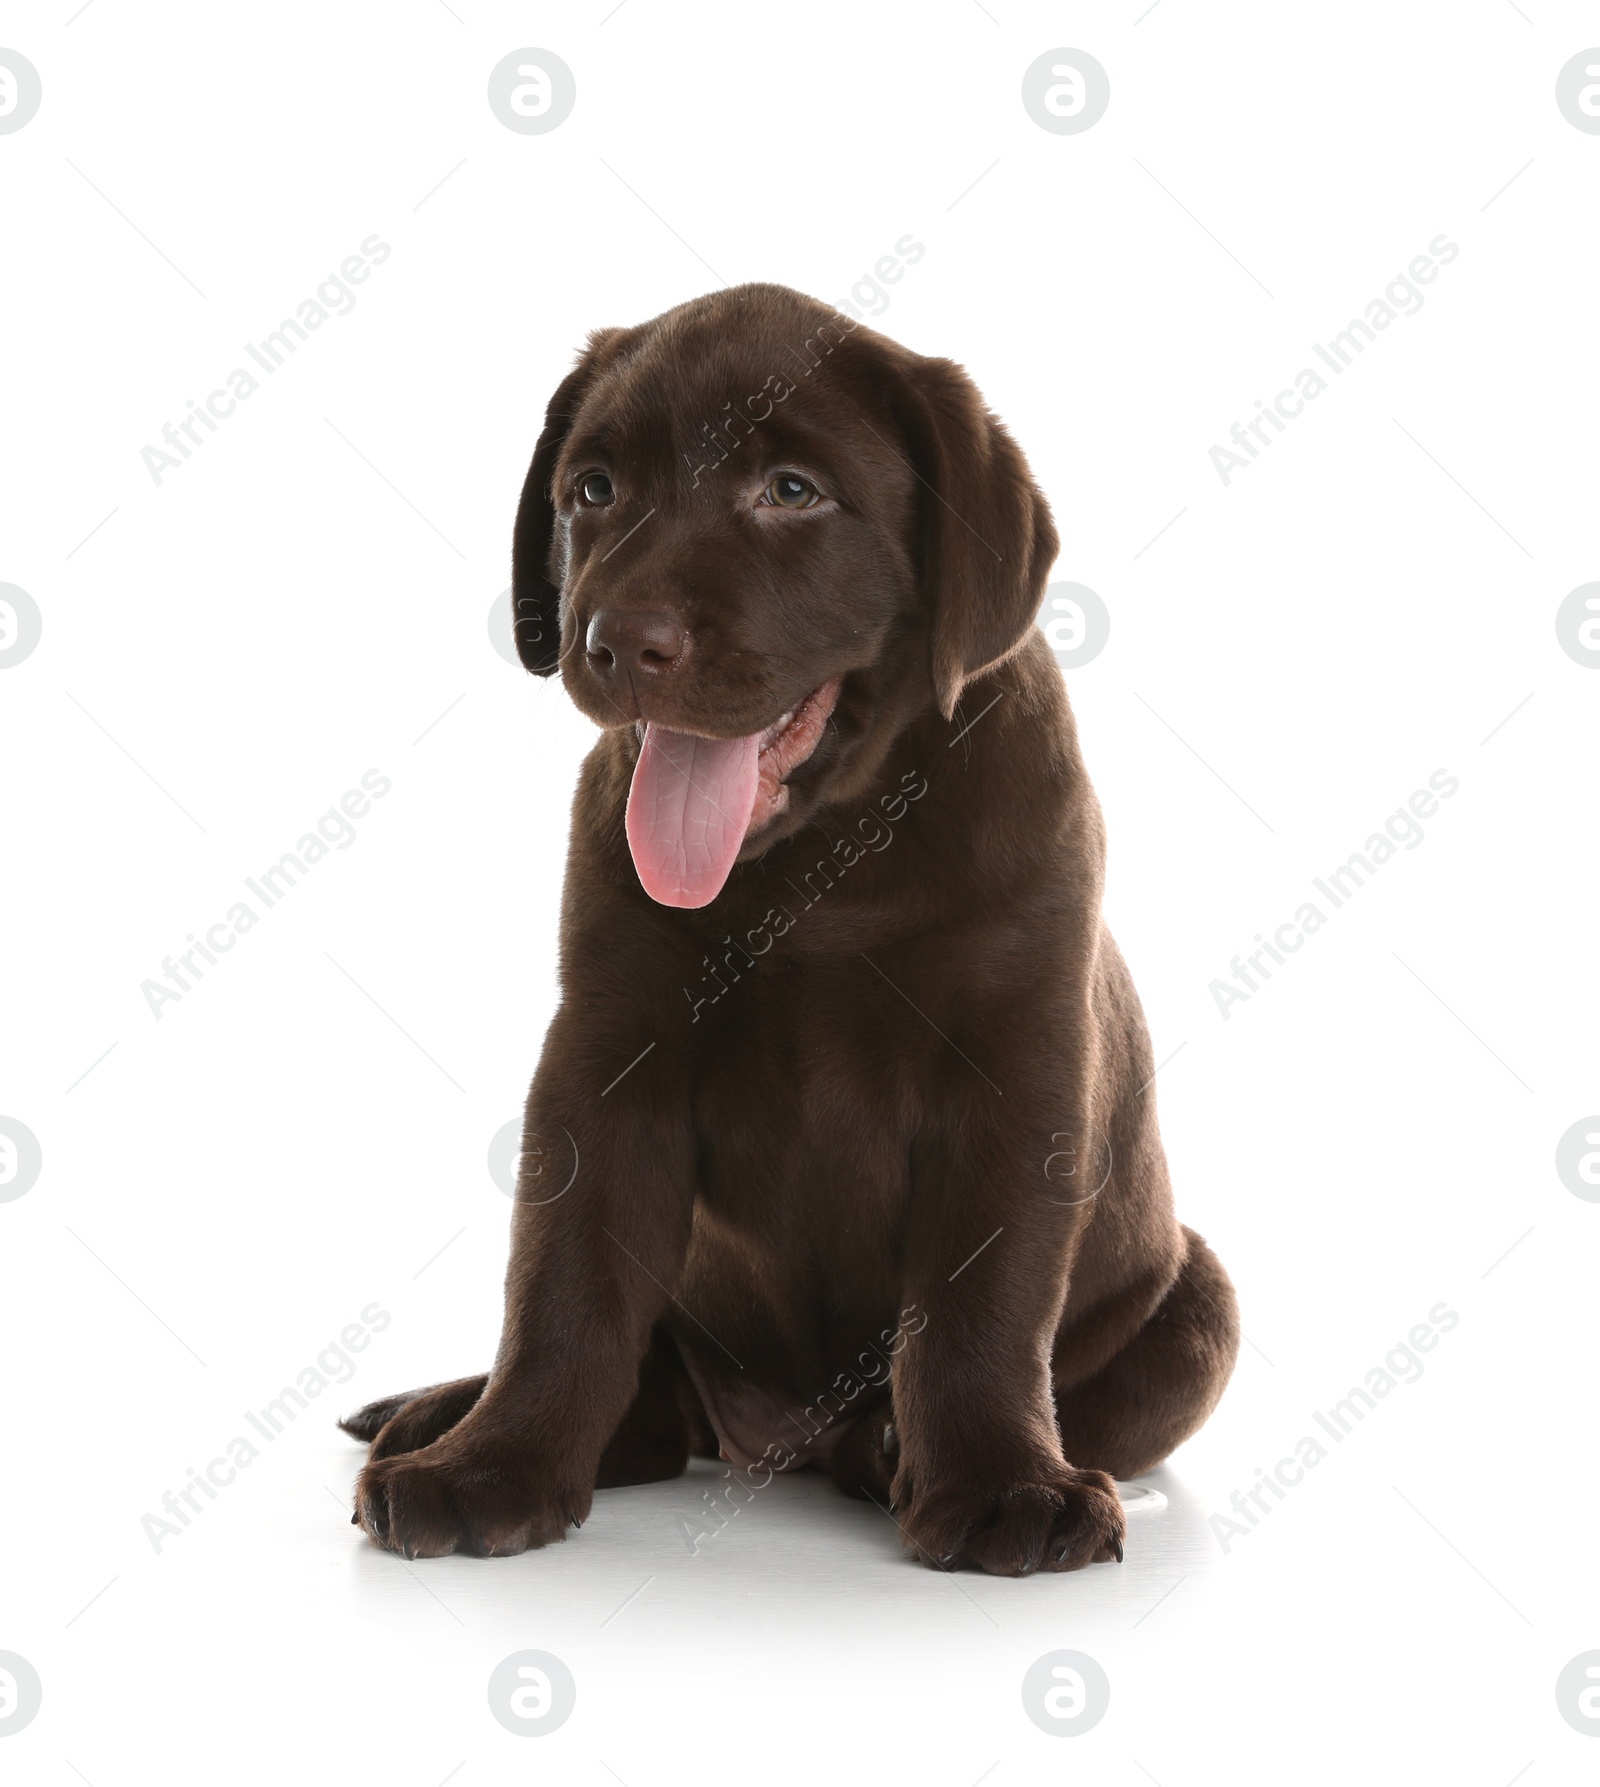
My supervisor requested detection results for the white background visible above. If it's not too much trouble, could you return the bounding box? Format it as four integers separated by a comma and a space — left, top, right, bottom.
2, 2, 1597, 1782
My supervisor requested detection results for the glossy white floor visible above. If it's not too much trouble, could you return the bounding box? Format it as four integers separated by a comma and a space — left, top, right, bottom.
4, 4, 1597, 1783
5, 1221, 1589, 1786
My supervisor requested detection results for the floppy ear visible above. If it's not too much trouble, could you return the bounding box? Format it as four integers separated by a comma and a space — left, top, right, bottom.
896, 356, 1059, 720
510, 328, 625, 675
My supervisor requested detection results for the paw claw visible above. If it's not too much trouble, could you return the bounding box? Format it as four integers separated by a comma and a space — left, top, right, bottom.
902, 1466, 1126, 1577
354, 1443, 585, 1561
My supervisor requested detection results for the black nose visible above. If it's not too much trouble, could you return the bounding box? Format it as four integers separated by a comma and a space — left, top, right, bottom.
585, 609, 686, 679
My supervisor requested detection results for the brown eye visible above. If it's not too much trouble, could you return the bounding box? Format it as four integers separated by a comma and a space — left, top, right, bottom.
762, 474, 820, 510
578, 471, 614, 507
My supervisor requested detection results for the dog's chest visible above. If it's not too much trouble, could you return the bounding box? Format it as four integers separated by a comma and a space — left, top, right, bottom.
676, 996, 911, 1470
685, 952, 921, 1239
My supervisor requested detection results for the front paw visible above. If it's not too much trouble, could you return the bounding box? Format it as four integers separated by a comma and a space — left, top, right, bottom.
355, 1441, 587, 1560
897, 1466, 1125, 1576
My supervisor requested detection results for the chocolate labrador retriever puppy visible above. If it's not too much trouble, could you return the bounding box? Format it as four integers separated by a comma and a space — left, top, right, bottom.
343, 283, 1238, 1575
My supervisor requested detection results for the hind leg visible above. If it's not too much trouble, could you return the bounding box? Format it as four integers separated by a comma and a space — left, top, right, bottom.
594, 1327, 699, 1487
1053, 1226, 1239, 1480
825, 1232, 1236, 1523
341, 1376, 487, 1458
341, 1329, 700, 1488
827, 1396, 897, 1505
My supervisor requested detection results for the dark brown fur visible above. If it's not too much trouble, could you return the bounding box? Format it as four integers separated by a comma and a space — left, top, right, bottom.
343, 284, 1239, 1575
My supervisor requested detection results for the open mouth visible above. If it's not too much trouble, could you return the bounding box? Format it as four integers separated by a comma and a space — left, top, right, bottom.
625, 678, 842, 908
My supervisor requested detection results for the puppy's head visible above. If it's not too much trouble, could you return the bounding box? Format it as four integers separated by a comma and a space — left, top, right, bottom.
512, 283, 1056, 908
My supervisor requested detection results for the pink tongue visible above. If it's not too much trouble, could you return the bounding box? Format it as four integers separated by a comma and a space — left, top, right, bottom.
625, 724, 763, 908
